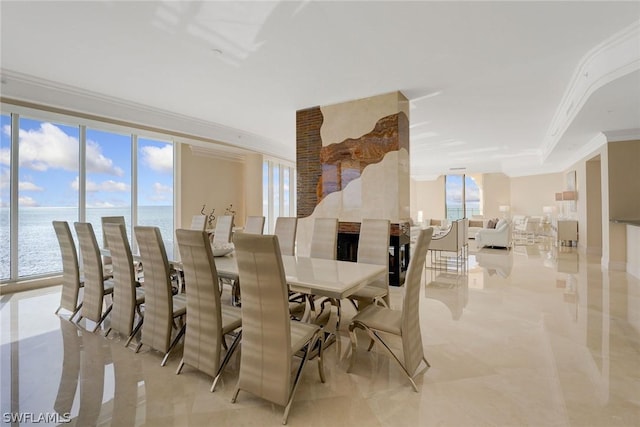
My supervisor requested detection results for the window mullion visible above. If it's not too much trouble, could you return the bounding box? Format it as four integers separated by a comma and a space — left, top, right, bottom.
9, 113, 19, 280
79, 125, 86, 222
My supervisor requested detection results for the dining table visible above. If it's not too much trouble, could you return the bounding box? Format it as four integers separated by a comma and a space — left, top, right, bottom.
102, 246, 387, 346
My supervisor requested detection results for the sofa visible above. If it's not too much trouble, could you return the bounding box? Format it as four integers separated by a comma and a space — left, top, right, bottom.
475, 219, 512, 248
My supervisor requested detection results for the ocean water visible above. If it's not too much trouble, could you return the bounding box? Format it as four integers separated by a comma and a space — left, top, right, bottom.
0, 206, 173, 280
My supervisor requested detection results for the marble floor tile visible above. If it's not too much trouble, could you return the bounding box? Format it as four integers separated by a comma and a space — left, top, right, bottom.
1, 238, 639, 426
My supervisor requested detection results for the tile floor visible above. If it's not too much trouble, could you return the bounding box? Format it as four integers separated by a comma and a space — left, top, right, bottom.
1, 238, 639, 426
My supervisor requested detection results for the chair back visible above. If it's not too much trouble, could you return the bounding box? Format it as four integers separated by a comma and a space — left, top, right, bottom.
53, 221, 81, 312
234, 233, 292, 407
101, 216, 126, 267
212, 215, 234, 246
357, 219, 390, 267
134, 226, 174, 352
244, 216, 265, 235
176, 228, 224, 377
74, 222, 106, 323
310, 217, 338, 260
190, 215, 208, 231
401, 227, 433, 375
104, 222, 137, 337
274, 216, 298, 256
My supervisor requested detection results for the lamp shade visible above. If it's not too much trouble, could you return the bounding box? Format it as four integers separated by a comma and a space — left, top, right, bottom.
543, 206, 554, 214
499, 205, 510, 212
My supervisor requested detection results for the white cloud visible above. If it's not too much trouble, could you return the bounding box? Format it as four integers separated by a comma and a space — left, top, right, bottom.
148, 182, 173, 201
89, 201, 116, 208
141, 144, 173, 173
18, 196, 38, 207
0, 168, 8, 189
71, 176, 129, 193
154, 182, 172, 194
2, 124, 10, 137
19, 181, 44, 191
9, 122, 122, 175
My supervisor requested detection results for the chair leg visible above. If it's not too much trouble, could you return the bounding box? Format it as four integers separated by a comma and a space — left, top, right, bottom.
211, 330, 242, 392
176, 359, 185, 375
92, 304, 113, 333
126, 317, 144, 348
104, 327, 112, 337
366, 329, 419, 392
161, 324, 186, 366
230, 387, 241, 403
135, 342, 143, 353
70, 303, 82, 321
55, 306, 61, 315
283, 342, 311, 424
347, 323, 359, 373
313, 331, 325, 383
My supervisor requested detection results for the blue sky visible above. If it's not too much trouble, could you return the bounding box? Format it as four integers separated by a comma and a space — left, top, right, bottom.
0, 115, 173, 208
445, 174, 480, 205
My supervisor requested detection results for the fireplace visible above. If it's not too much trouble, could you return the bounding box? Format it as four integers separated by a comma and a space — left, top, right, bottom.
336, 222, 410, 286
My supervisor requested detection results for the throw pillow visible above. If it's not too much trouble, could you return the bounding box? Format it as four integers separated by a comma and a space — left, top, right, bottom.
487, 219, 496, 229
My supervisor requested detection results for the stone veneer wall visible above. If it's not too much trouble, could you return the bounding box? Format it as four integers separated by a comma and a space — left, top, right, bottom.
295, 91, 410, 256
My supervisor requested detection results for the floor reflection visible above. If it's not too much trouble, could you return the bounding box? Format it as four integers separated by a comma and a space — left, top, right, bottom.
1, 240, 639, 426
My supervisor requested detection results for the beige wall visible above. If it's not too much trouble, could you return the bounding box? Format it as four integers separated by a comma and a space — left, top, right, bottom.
179, 145, 244, 230
411, 176, 445, 222
243, 154, 264, 223
482, 173, 510, 218
510, 173, 563, 218
608, 140, 640, 219
585, 157, 603, 255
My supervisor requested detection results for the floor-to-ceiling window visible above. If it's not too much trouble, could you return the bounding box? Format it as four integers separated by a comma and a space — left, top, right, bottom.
17, 117, 80, 277
137, 137, 174, 259
445, 174, 481, 220
0, 114, 12, 280
263, 158, 295, 233
0, 106, 176, 284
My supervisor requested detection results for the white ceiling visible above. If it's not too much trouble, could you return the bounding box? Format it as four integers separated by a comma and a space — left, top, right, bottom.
1, 1, 639, 179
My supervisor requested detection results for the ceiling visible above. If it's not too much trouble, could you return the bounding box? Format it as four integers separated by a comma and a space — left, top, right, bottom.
1, 1, 639, 179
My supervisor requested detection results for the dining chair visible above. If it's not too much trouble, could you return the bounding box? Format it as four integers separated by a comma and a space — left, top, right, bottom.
243, 215, 265, 235
103, 223, 145, 347
175, 229, 242, 391
74, 222, 115, 332
309, 217, 338, 260
274, 216, 298, 256
348, 227, 434, 392
101, 216, 126, 277
347, 218, 390, 309
212, 215, 234, 247
231, 233, 325, 424
190, 214, 207, 231
53, 221, 83, 320
134, 226, 187, 366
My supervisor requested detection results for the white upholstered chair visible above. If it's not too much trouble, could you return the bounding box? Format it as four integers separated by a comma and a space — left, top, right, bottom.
348, 219, 390, 309
348, 227, 434, 391
231, 233, 325, 424
74, 222, 115, 332
274, 216, 298, 256
212, 215, 234, 246
134, 226, 187, 366
175, 229, 242, 391
103, 223, 145, 347
243, 215, 265, 235
53, 221, 84, 320
309, 217, 338, 260
190, 214, 207, 231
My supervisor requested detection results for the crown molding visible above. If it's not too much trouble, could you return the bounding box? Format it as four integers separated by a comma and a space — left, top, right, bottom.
0, 69, 294, 162
603, 128, 640, 142
541, 21, 640, 161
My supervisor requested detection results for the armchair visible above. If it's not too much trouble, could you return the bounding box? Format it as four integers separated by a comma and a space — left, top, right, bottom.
475, 219, 512, 249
